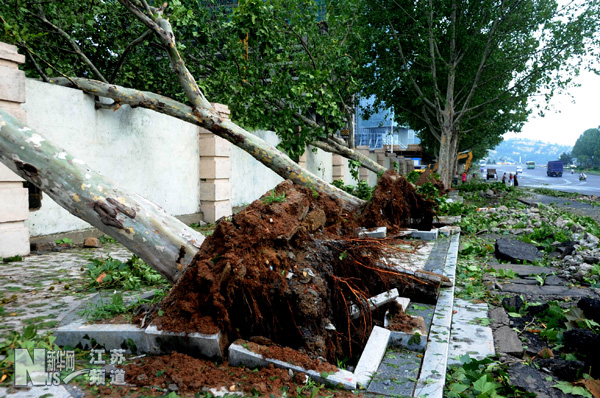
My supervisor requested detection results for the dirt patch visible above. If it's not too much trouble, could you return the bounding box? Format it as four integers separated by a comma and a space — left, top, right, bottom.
96, 352, 362, 397
386, 311, 426, 333
150, 172, 436, 364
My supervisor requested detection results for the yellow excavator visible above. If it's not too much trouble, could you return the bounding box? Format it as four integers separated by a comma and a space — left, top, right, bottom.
425, 150, 473, 173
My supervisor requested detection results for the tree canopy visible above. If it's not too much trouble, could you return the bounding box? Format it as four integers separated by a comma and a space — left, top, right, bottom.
1, 0, 369, 163
357, 0, 600, 185
572, 127, 600, 168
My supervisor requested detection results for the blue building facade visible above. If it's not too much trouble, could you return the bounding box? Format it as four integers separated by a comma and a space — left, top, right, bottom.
355, 96, 419, 150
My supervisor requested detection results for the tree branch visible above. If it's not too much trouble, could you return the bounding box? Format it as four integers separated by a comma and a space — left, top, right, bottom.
109, 29, 153, 83
29, 6, 108, 83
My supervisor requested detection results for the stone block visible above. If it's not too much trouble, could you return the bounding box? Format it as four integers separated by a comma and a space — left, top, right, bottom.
199, 158, 231, 179
395, 297, 410, 312
0, 185, 29, 223
200, 180, 231, 201
388, 315, 428, 352
411, 229, 439, 241
228, 342, 269, 368
350, 288, 398, 319
53, 323, 147, 353
201, 200, 232, 223
332, 154, 344, 166
0, 66, 25, 103
0, 100, 26, 122
494, 325, 524, 357
0, 42, 25, 65
198, 133, 231, 157
0, 222, 29, 257
357, 226, 387, 238
145, 325, 224, 360
332, 165, 344, 179
354, 326, 390, 388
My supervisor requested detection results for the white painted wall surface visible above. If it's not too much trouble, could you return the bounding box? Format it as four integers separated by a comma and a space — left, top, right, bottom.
22, 80, 200, 236
305, 145, 333, 183
230, 130, 284, 207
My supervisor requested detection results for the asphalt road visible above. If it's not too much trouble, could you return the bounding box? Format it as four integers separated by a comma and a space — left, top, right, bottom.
477, 164, 600, 196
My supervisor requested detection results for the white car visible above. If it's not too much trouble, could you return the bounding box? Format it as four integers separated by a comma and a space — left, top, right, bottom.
516, 167, 523, 174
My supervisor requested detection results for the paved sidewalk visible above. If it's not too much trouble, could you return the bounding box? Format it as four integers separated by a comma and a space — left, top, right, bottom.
0, 244, 133, 343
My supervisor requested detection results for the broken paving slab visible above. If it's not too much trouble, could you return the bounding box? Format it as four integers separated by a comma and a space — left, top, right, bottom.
350, 288, 399, 320
488, 262, 557, 276
494, 325, 524, 357
495, 238, 542, 263
447, 299, 494, 365
354, 326, 391, 388
498, 283, 597, 298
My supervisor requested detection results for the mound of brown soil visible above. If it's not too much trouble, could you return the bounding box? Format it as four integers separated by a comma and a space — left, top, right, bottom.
112, 352, 361, 398
359, 170, 435, 232
153, 172, 436, 363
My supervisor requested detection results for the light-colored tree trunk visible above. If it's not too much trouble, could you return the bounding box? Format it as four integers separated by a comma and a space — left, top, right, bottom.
52, 77, 365, 211
0, 108, 204, 284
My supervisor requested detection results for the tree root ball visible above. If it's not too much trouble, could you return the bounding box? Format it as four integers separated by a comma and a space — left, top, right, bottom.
153, 172, 436, 362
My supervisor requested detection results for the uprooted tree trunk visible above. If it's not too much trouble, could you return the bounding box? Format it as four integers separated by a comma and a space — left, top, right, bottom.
0, 108, 204, 284
51, 77, 367, 211
114, 0, 376, 202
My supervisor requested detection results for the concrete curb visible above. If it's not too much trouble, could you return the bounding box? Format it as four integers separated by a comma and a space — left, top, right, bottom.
413, 233, 459, 398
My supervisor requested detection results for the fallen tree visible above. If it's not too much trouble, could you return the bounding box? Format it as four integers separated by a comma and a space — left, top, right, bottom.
0, 108, 203, 283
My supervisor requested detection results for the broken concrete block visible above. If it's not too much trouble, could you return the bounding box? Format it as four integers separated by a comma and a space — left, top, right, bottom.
350, 288, 399, 320
357, 226, 387, 238
354, 326, 390, 388
145, 325, 224, 360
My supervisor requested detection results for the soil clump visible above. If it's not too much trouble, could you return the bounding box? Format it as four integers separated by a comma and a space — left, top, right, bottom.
98, 352, 362, 397
152, 171, 436, 364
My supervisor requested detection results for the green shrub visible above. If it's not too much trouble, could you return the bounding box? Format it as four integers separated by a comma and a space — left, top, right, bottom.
83, 255, 165, 291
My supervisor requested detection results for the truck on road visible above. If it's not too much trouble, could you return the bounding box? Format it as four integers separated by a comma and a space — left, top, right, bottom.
547, 161, 563, 177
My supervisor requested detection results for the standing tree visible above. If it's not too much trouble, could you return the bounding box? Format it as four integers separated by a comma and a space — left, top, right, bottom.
358, 0, 600, 186
572, 128, 600, 168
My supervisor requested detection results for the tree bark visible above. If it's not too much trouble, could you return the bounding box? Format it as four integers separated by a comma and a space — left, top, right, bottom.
0, 108, 204, 284
51, 77, 366, 210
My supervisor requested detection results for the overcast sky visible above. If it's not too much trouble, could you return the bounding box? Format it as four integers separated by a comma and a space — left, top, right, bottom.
503, 71, 600, 148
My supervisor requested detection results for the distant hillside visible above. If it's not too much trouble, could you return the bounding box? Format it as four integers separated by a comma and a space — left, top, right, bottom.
486, 138, 572, 164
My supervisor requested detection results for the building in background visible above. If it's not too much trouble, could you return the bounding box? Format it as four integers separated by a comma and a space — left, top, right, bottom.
355, 96, 419, 150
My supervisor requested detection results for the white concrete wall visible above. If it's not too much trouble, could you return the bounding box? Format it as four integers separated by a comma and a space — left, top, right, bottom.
230, 130, 284, 207
305, 146, 333, 183
22, 80, 201, 236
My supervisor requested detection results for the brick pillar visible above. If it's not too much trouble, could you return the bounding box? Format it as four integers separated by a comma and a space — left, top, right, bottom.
298, 147, 308, 169
397, 156, 406, 175
356, 145, 370, 181
331, 154, 345, 182
199, 104, 232, 223
375, 148, 386, 167
0, 42, 29, 257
